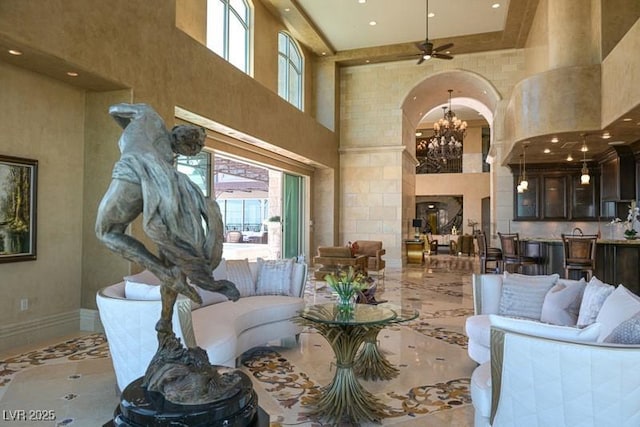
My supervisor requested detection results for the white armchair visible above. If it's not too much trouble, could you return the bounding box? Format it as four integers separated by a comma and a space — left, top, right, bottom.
471, 327, 640, 427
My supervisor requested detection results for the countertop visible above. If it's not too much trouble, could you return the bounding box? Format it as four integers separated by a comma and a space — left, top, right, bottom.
520, 237, 640, 245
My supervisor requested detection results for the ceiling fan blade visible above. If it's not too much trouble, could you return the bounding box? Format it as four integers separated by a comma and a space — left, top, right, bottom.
432, 53, 454, 60
417, 56, 426, 65
434, 42, 454, 52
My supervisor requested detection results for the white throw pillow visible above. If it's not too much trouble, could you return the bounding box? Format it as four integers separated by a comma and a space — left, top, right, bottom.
489, 314, 601, 343
498, 274, 558, 320
124, 281, 162, 300
540, 278, 586, 326
604, 312, 640, 344
255, 258, 295, 296
191, 286, 229, 309
595, 285, 640, 342
503, 272, 560, 283
577, 276, 614, 327
211, 259, 227, 281
124, 269, 161, 285
225, 259, 255, 297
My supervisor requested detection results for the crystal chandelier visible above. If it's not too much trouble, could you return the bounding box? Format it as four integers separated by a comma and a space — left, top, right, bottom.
419, 89, 467, 163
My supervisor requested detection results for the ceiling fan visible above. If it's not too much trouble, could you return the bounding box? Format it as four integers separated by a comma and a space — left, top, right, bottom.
415, 0, 454, 64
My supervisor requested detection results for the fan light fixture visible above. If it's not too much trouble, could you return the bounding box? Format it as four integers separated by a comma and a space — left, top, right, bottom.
580, 134, 590, 185
417, 90, 466, 163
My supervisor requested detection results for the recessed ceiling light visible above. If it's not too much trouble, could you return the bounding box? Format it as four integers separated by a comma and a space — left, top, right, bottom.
358, 0, 366, 3
544, 148, 551, 153
416, 131, 423, 137
602, 131, 611, 139
428, 12, 435, 18
492, 3, 501, 8
623, 118, 632, 122
413, 96, 417, 101
8, 49, 23, 56
66, 71, 78, 77
369, 21, 377, 26
321, 52, 326, 55
284, 7, 290, 12
365, 59, 370, 63
551, 137, 559, 143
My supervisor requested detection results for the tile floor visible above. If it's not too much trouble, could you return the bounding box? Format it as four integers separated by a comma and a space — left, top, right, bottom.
0, 255, 479, 426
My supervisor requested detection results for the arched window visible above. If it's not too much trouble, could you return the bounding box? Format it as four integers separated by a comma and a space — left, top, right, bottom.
207, 0, 250, 73
278, 32, 303, 110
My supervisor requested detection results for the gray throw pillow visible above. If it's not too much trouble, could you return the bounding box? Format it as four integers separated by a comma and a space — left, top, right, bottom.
604, 311, 640, 344
498, 275, 557, 320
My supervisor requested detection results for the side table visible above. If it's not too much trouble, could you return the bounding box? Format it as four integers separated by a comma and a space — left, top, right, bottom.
298, 303, 397, 424
354, 304, 419, 381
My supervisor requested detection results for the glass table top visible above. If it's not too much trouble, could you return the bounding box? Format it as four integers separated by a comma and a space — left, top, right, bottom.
376, 303, 419, 323
300, 303, 397, 326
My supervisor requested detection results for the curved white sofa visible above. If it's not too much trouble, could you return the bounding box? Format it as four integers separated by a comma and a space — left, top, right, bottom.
472, 327, 640, 427
97, 261, 307, 392
467, 273, 640, 426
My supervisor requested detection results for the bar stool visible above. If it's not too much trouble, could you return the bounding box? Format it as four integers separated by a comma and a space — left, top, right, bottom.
561, 234, 598, 280
498, 232, 537, 274
475, 230, 502, 273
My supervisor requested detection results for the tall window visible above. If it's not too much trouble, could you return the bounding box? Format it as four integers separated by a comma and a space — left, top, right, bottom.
207, 0, 250, 73
278, 32, 303, 110
176, 151, 212, 197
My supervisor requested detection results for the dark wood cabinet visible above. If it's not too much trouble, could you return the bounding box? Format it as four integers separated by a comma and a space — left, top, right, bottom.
543, 176, 567, 219
514, 176, 539, 220
571, 174, 598, 219
513, 169, 597, 221
600, 146, 635, 201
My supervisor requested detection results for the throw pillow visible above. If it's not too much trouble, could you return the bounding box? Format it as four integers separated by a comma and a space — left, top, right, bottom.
124, 281, 161, 300
225, 259, 255, 297
211, 259, 227, 281
577, 276, 614, 327
503, 272, 560, 283
604, 311, 640, 344
489, 314, 601, 343
191, 286, 229, 309
595, 285, 640, 342
540, 278, 586, 326
255, 257, 295, 296
498, 275, 557, 320
124, 269, 161, 286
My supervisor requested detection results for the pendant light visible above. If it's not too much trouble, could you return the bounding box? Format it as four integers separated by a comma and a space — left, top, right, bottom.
516, 154, 524, 193
580, 134, 590, 185
519, 144, 528, 191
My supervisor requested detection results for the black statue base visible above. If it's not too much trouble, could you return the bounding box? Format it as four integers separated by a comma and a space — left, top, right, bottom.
106, 370, 265, 427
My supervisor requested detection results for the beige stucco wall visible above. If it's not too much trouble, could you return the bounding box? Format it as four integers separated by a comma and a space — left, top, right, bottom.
0, 63, 86, 349
339, 51, 524, 265
0, 0, 339, 350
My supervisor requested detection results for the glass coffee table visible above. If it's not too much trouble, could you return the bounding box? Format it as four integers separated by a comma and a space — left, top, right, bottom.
354, 304, 419, 381
299, 303, 398, 424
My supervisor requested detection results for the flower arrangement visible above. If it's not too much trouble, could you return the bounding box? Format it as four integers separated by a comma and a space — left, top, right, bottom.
610, 200, 639, 240
324, 266, 369, 309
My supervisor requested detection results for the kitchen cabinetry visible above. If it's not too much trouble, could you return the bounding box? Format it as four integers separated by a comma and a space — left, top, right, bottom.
600, 147, 635, 202
513, 169, 597, 221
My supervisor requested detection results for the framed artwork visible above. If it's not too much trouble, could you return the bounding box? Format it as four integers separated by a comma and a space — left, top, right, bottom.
0, 155, 37, 263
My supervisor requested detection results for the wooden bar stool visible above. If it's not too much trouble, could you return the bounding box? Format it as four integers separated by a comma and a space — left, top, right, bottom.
498, 232, 536, 274
561, 234, 598, 280
475, 230, 502, 273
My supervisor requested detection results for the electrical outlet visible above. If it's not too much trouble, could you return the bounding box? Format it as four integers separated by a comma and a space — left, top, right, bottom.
20, 298, 28, 311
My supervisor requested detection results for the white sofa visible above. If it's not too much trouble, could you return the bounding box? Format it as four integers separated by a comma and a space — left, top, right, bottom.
471, 326, 640, 427
467, 273, 640, 426
97, 259, 307, 392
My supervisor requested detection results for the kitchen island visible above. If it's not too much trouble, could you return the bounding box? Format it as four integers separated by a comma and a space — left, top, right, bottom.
518, 237, 640, 294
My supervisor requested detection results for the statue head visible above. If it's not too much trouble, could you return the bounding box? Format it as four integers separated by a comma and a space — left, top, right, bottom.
171, 125, 206, 156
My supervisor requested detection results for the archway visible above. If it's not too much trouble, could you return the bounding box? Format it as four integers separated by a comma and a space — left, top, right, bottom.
400, 70, 503, 247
